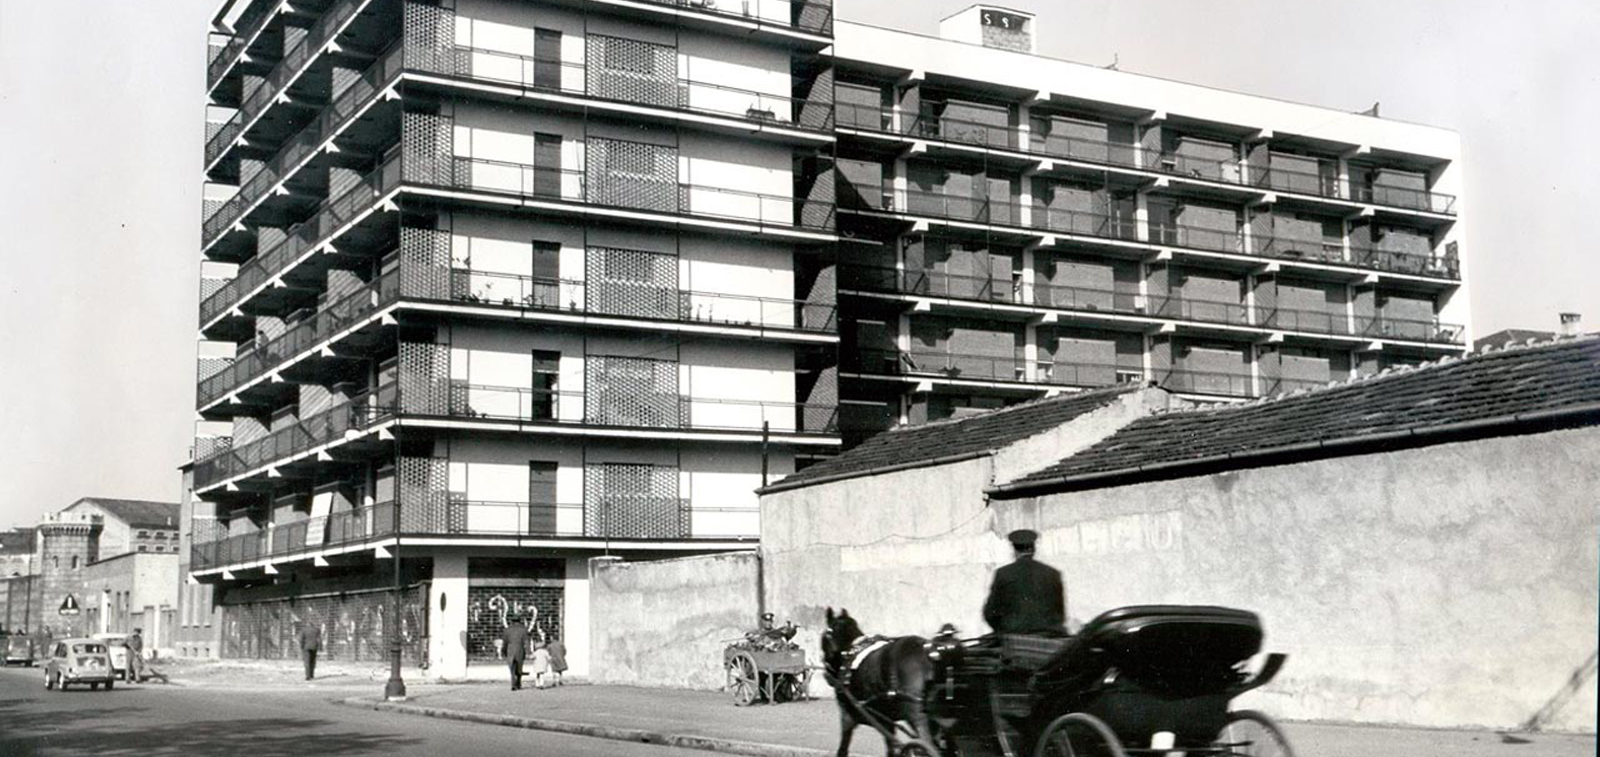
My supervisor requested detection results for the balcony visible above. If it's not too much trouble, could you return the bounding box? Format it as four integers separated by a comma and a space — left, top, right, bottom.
1032, 205, 1140, 242
1147, 221, 1246, 255
1358, 314, 1466, 346
206, 0, 381, 169
1262, 306, 1353, 337
1159, 368, 1255, 398
1350, 245, 1460, 280
435, 45, 834, 134
197, 270, 399, 408
834, 102, 1143, 172
441, 384, 838, 437
1150, 294, 1253, 328
428, 156, 835, 234
189, 494, 741, 573
1357, 182, 1456, 216
842, 264, 1020, 305
1251, 163, 1347, 203
850, 347, 1129, 390
206, 2, 286, 96
1262, 376, 1336, 397
437, 268, 837, 335
633, 0, 833, 36
192, 384, 397, 490
199, 155, 402, 328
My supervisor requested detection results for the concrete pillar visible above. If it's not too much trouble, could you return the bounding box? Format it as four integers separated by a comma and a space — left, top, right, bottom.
1017, 101, 1032, 153
892, 157, 909, 211
1019, 170, 1036, 229
577, 556, 613, 680
428, 553, 469, 679
1023, 324, 1039, 382
1020, 246, 1037, 305
1135, 192, 1151, 243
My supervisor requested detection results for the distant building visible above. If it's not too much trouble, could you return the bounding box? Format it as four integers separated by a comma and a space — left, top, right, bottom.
1475, 312, 1586, 352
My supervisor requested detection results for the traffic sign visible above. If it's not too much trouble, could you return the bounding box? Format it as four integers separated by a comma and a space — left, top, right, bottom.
59, 594, 80, 616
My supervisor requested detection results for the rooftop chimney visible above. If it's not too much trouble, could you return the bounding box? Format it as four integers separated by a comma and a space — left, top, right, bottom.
1558, 312, 1582, 337
939, 5, 1037, 54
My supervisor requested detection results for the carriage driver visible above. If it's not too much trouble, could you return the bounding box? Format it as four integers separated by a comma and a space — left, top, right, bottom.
982, 529, 1067, 636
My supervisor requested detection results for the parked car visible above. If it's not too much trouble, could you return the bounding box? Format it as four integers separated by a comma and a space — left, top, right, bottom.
43, 638, 115, 691
92, 633, 131, 680
4, 634, 35, 666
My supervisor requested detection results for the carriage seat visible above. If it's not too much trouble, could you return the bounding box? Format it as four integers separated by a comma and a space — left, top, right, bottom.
995, 633, 1072, 672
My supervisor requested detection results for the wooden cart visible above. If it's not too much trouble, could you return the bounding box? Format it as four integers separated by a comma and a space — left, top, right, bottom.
723, 644, 812, 706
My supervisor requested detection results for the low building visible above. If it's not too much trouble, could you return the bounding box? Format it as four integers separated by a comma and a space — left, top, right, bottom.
760, 335, 1600, 732
78, 551, 180, 651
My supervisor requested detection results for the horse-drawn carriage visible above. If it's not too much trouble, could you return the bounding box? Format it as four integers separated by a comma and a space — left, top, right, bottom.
824, 605, 1294, 757
723, 619, 813, 706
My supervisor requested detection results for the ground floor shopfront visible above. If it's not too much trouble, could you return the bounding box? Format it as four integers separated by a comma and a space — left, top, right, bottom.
210, 542, 744, 679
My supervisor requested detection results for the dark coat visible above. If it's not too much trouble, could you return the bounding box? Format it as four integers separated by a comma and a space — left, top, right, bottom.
502, 623, 530, 661
982, 555, 1066, 635
298, 625, 322, 652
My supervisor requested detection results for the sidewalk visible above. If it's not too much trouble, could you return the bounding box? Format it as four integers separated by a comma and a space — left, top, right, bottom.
342, 683, 1598, 757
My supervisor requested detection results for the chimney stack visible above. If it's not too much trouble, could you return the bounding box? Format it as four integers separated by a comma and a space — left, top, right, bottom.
1558, 312, 1582, 337
939, 5, 1037, 54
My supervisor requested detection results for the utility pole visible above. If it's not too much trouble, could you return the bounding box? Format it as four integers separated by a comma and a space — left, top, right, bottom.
760, 421, 770, 488
384, 413, 406, 701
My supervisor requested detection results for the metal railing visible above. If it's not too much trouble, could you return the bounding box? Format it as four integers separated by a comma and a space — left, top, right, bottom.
441, 44, 833, 131
890, 187, 1024, 227
197, 270, 400, 406
1262, 306, 1352, 336
851, 348, 1027, 383
636, 0, 834, 35
1149, 294, 1253, 326
1032, 205, 1140, 240
1251, 162, 1346, 201
436, 155, 834, 231
1350, 245, 1460, 280
1032, 360, 1134, 388
1147, 221, 1246, 254
193, 383, 397, 490
903, 109, 1015, 150
442, 384, 839, 435
440, 269, 837, 332
1358, 314, 1466, 345
200, 154, 401, 326
232, 0, 373, 151
841, 265, 1019, 304
206, 1, 281, 90
1149, 151, 1246, 185
1250, 234, 1346, 265
833, 102, 1144, 171
1357, 182, 1456, 215
1158, 369, 1256, 397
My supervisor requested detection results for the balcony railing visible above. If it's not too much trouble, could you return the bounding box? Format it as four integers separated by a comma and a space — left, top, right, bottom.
1150, 294, 1253, 327
1350, 245, 1460, 280
1357, 183, 1457, 215
206, 3, 280, 91
439, 269, 837, 333
890, 188, 1024, 227
200, 155, 402, 326
1150, 152, 1245, 186
442, 384, 838, 435
441, 45, 834, 132
1033, 360, 1135, 388
226, 0, 373, 158
636, 0, 833, 35
1147, 221, 1246, 255
834, 102, 1144, 171
1251, 162, 1346, 201
1262, 306, 1352, 336
1358, 314, 1466, 345
1262, 376, 1335, 396
434, 156, 834, 232
1159, 368, 1256, 397
841, 265, 1019, 304
1032, 280, 1146, 314
193, 383, 397, 490
850, 348, 1129, 389
903, 110, 1016, 150
197, 270, 400, 407
189, 495, 739, 571
1251, 234, 1346, 265
1032, 205, 1140, 241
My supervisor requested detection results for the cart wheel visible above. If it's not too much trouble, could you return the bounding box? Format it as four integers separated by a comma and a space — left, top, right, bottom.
897, 741, 938, 757
1033, 712, 1125, 757
727, 652, 759, 706
1218, 710, 1295, 757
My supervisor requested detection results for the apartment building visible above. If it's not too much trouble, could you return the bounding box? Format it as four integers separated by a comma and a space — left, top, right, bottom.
191, 0, 838, 677
831, 6, 1468, 433
188, 0, 1470, 677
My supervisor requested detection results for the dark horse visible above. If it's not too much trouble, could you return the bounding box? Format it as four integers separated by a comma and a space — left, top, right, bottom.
821, 608, 937, 757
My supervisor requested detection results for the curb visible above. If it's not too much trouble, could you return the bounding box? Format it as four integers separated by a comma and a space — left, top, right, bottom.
338, 697, 836, 757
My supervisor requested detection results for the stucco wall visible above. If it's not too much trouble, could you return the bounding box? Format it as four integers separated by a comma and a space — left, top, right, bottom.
588, 552, 760, 690
992, 426, 1600, 732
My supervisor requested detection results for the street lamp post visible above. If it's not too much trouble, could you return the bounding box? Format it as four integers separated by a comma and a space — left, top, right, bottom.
384, 425, 406, 701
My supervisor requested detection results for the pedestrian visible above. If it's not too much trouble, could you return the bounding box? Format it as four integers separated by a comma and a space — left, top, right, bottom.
298, 620, 322, 681
531, 641, 551, 689
126, 628, 145, 683
502, 612, 529, 691
547, 634, 567, 686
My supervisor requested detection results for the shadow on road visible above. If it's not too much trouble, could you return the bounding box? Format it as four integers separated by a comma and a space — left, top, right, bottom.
0, 694, 424, 757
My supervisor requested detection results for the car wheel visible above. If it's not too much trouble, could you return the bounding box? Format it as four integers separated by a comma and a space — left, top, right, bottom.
105, 679, 114, 691
90, 682, 101, 691
44, 670, 53, 690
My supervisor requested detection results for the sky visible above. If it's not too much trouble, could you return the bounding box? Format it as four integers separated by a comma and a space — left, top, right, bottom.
1, 0, 1596, 529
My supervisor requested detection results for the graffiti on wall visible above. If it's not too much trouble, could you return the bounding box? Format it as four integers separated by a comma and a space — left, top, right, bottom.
221, 587, 425, 663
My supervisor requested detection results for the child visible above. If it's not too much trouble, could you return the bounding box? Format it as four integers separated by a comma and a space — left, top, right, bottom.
530, 641, 551, 689
547, 635, 568, 686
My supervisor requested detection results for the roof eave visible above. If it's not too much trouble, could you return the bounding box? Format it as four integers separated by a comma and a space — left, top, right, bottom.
987, 402, 1600, 499
757, 449, 995, 496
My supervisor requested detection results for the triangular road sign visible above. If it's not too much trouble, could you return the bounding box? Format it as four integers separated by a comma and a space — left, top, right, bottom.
59, 594, 80, 615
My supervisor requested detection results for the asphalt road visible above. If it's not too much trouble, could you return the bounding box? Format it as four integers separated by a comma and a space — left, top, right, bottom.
0, 666, 706, 757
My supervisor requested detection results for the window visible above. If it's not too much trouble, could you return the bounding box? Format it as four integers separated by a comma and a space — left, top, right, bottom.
138, 531, 149, 538
530, 351, 560, 421
138, 546, 148, 553
71, 556, 79, 569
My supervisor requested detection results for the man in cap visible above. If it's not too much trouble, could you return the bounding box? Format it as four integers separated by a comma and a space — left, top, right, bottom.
982, 529, 1066, 635
502, 612, 530, 691
126, 628, 145, 682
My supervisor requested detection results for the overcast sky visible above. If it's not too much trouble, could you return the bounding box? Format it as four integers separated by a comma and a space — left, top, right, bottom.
1, 0, 1596, 529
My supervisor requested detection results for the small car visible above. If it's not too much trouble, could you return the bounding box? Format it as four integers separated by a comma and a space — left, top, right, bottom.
43, 638, 116, 691
92, 633, 132, 680
5, 634, 35, 666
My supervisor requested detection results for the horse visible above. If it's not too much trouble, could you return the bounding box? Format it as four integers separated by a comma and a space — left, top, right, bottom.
821, 608, 938, 757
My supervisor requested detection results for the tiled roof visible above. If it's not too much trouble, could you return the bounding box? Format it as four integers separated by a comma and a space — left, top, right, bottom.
997, 336, 1600, 495
765, 386, 1137, 492
0, 528, 35, 554
74, 498, 181, 530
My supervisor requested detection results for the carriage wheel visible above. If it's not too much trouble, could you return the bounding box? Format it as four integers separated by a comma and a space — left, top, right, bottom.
1217, 710, 1295, 757
1033, 712, 1126, 757
896, 742, 938, 757
726, 652, 759, 706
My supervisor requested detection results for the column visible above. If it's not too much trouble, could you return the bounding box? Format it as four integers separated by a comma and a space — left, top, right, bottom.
428, 553, 469, 679
572, 556, 607, 680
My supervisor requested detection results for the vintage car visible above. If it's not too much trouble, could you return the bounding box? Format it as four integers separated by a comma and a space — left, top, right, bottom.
43, 638, 116, 691
92, 633, 132, 680
4, 634, 36, 666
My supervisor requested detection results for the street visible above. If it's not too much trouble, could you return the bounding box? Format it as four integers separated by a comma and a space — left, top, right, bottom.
0, 666, 703, 757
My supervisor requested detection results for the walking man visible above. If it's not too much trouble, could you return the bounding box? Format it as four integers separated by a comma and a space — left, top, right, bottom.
125, 628, 145, 683
502, 612, 530, 691
298, 620, 322, 680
